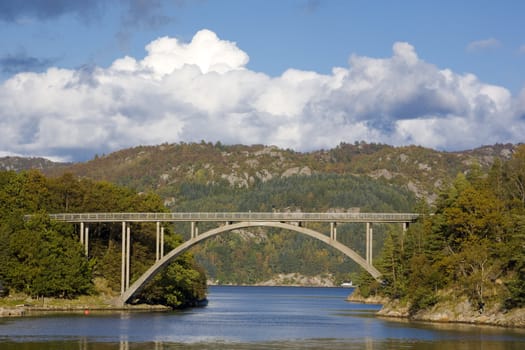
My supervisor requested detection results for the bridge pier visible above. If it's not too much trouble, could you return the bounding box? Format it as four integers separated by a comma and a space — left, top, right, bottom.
330, 222, 337, 241
191, 221, 199, 239
156, 222, 160, 261
121, 222, 131, 295
366, 222, 373, 264
126, 225, 130, 290
155, 222, 166, 261
161, 226, 164, 258
79, 222, 89, 256
84, 226, 89, 256
121, 222, 125, 295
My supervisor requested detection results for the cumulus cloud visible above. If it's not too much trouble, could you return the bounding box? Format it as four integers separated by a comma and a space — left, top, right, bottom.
0, 29, 523, 161
139, 30, 250, 76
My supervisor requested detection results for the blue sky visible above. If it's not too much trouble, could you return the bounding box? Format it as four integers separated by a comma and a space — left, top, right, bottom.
0, 0, 524, 161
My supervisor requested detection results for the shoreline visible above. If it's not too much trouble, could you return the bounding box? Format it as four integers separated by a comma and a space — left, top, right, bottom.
0, 303, 171, 317
347, 290, 525, 329
4, 286, 524, 329
0, 293, 172, 318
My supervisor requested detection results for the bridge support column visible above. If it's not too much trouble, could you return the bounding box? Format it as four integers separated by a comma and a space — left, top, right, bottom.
330, 222, 337, 241
191, 221, 198, 239
400, 222, 409, 252
156, 222, 160, 262
366, 222, 373, 264
84, 226, 89, 256
121, 222, 131, 295
160, 226, 164, 258
121, 222, 126, 295
154, 222, 166, 261
126, 225, 130, 290
79, 223, 89, 256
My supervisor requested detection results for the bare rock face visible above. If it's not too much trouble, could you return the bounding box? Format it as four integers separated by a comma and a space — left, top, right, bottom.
0, 307, 25, 317
281, 166, 312, 178
370, 169, 394, 180
0, 156, 64, 172
376, 295, 525, 328
257, 273, 335, 287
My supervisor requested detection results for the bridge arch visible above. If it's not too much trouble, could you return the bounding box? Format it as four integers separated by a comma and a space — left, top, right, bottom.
120, 221, 382, 304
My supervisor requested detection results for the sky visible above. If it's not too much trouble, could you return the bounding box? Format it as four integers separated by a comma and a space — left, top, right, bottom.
0, 0, 524, 162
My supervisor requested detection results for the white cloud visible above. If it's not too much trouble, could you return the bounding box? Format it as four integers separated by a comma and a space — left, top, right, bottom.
141, 29, 249, 77
466, 38, 501, 52
0, 29, 523, 161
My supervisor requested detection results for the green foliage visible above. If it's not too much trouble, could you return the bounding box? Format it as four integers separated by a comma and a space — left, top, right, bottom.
355, 273, 381, 299
138, 253, 207, 308
14, 215, 93, 298
135, 233, 206, 308
377, 227, 407, 299
27, 141, 515, 290
0, 170, 207, 307
168, 173, 417, 284
503, 213, 525, 309
0, 172, 94, 298
3, 141, 522, 311
363, 147, 525, 313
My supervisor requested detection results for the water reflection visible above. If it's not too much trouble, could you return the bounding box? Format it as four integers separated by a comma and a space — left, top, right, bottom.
79, 337, 87, 350
1, 339, 524, 350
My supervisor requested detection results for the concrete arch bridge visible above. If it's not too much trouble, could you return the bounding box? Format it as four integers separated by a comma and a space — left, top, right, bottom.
43, 212, 419, 305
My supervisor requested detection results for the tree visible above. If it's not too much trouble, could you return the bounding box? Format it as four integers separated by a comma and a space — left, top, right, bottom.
361, 162, 525, 314
0, 170, 207, 307
503, 144, 525, 206
503, 214, 525, 308
377, 228, 406, 299
8, 215, 93, 297
454, 237, 501, 311
136, 234, 207, 308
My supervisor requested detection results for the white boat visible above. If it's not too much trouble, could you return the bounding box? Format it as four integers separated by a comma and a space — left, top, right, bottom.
340, 282, 354, 287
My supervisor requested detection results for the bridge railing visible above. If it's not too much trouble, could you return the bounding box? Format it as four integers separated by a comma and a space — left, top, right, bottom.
35, 212, 419, 223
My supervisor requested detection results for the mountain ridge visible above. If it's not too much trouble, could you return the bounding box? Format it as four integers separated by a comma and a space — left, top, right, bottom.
1, 142, 518, 205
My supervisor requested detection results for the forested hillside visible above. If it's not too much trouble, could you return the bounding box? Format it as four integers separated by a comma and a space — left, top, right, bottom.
0, 171, 206, 308
358, 145, 525, 316
169, 173, 418, 284
34, 142, 516, 204
0, 142, 520, 287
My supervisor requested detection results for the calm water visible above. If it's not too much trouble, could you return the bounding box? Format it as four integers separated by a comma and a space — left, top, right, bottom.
0, 286, 524, 349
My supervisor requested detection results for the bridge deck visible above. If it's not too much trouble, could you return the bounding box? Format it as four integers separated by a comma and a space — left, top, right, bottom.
41, 212, 419, 223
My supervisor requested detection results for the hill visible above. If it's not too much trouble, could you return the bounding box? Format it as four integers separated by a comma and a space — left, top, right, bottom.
1, 142, 519, 284
0, 156, 67, 173
28, 141, 517, 205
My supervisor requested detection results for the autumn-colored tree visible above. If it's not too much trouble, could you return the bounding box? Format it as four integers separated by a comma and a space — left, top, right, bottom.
366, 150, 525, 313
